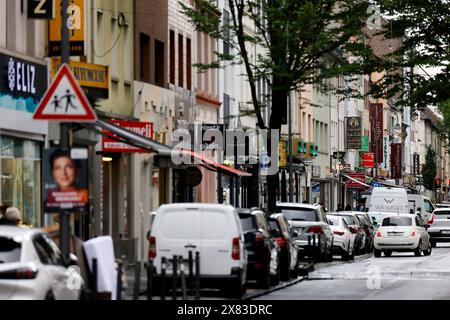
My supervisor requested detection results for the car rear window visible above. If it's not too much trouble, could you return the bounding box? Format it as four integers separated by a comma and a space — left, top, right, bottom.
435, 210, 450, 216
0, 237, 21, 263
239, 215, 257, 232
269, 220, 281, 237
327, 216, 339, 226
341, 216, 356, 226
277, 207, 317, 221
382, 216, 412, 227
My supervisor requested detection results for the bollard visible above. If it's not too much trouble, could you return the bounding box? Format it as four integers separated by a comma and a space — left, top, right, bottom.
188, 251, 194, 297
92, 258, 98, 300
161, 257, 167, 300
133, 261, 141, 300
312, 235, 317, 263
116, 261, 123, 301
147, 260, 153, 300
172, 255, 178, 300
179, 256, 187, 300
307, 235, 312, 264
195, 252, 200, 300
318, 235, 322, 262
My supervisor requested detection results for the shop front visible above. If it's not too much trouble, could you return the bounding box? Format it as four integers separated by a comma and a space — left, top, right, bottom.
0, 50, 48, 227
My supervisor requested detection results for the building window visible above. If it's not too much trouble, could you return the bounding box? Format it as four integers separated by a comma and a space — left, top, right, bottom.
140, 33, 150, 82
178, 34, 184, 88
186, 38, 192, 90
155, 39, 165, 87
170, 30, 175, 84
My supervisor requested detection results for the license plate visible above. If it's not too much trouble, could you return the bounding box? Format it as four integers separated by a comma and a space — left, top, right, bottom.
441, 231, 450, 234
388, 232, 403, 236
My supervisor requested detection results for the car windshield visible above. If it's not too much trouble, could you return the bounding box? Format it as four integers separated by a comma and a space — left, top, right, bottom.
277, 207, 317, 221
382, 216, 412, 227
327, 216, 339, 226
239, 215, 257, 231
0, 237, 21, 264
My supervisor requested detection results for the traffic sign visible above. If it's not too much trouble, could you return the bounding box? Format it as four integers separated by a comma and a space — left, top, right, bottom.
371, 181, 381, 188
333, 151, 346, 160
33, 64, 97, 122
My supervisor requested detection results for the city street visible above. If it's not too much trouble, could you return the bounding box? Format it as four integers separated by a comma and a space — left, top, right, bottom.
257, 245, 450, 300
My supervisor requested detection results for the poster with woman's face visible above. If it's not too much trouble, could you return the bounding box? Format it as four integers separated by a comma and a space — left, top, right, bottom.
42, 147, 89, 214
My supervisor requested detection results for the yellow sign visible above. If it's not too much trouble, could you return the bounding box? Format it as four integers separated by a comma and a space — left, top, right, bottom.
279, 141, 287, 168
50, 59, 109, 99
49, 0, 85, 56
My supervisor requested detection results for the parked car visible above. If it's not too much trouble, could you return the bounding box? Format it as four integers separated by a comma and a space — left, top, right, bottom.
268, 214, 299, 281
334, 212, 365, 255
436, 202, 450, 209
148, 203, 247, 298
276, 203, 333, 262
374, 214, 432, 257
356, 212, 375, 253
427, 208, 450, 247
326, 214, 355, 261
0, 227, 83, 300
238, 208, 280, 288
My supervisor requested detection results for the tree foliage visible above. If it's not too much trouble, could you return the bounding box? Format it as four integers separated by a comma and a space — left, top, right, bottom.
422, 145, 437, 191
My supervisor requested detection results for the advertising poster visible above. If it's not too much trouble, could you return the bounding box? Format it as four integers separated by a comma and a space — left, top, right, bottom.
42, 147, 89, 214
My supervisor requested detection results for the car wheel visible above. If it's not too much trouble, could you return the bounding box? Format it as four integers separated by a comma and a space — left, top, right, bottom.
384, 250, 392, 257
374, 249, 381, 258
280, 257, 291, 281
45, 291, 55, 301
423, 242, 432, 256
431, 240, 437, 248
270, 270, 280, 286
342, 250, 350, 261
414, 241, 422, 256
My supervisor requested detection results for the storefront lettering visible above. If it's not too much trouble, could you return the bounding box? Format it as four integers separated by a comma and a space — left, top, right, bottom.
8, 58, 36, 94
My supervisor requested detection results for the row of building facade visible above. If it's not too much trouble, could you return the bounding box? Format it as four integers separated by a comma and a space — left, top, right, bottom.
0, 0, 448, 262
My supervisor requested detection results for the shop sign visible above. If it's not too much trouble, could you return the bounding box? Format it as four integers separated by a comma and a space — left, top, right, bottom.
346, 173, 366, 189
28, 0, 54, 19
50, 59, 109, 99
346, 117, 361, 149
43, 147, 89, 214
0, 52, 48, 113
49, 0, 85, 56
102, 120, 154, 153
370, 103, 383, 161
363, 152, 375, 168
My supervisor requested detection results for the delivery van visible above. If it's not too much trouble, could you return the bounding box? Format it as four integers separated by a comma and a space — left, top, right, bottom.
368, 187, 409, 214
148, 203, 247, 298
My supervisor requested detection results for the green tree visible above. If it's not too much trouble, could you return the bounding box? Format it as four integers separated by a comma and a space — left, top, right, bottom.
422, 145, 436, 191
371, 0, 450, 110
181, 0, 377, 211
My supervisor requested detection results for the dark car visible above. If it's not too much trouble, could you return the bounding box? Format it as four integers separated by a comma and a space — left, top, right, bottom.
356, 212, 375, 253
238, 208, 281, 288
268, 214, 299, 281
335, 212, 365, 255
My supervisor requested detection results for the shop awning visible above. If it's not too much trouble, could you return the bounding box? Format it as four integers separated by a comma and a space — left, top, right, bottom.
95, 120, 251, 177
341, 173, 372, 188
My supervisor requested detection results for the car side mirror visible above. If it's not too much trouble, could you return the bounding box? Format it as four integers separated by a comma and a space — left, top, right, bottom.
68, 253, 78, 266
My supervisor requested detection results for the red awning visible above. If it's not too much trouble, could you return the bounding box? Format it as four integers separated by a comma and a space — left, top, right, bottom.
182, 150, 252, 177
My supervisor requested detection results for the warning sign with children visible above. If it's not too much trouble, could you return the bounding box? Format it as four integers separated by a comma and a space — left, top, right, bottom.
33, 63, 97, 122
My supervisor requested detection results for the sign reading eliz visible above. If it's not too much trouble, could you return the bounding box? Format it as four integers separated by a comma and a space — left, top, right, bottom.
49, 0, 85, 56
345, 117, 362, 149
50, 59, 109, 99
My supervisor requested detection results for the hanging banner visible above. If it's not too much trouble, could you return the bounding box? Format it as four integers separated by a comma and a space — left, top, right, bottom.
346, 117, 362, 149
49, 0, 85, 56
413, 153, 420, 175
360, 136, 369, 152
370, 103, 384, 162
390, 143, 402, 179
363, 152, 375, 168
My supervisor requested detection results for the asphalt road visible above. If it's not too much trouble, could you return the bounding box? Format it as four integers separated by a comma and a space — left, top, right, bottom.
256, 244, 450, 300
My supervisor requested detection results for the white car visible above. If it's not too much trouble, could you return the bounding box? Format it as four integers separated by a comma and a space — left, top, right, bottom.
149, 203, 247, 299
374, 214, 432, 257
0, 227, 83, 300
326, 214, 355, 261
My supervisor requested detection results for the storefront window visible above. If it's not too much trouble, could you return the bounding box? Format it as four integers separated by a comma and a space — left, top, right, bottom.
0, 135, 41, 227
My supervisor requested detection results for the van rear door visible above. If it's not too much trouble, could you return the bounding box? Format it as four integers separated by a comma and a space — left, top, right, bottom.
200, 207, 235, 276
156, 207, 202, 274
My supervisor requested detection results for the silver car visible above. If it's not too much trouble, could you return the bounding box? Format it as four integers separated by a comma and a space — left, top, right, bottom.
0, 227, 83, 300
276, 203, 333, 262
428, 208, 450, 247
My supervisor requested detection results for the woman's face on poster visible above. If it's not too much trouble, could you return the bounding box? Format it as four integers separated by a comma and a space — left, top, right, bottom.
52, 156, 77, 190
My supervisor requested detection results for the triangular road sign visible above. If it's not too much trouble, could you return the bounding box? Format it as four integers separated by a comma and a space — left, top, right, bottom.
33, 63, 97, 122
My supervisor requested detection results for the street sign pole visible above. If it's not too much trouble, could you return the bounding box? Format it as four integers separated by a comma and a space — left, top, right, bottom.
60, 0, 71, 266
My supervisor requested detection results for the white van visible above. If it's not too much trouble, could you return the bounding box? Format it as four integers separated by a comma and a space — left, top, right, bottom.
148, 203, 247, 298
407, 194, 435, 221
368, 188, 409, 214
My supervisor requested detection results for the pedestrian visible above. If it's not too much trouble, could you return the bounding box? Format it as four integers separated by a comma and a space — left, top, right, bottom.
416, 207, 424, 225
0, 207, 21, 226
345, 204, 352, 211
336, 204, 343, 212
